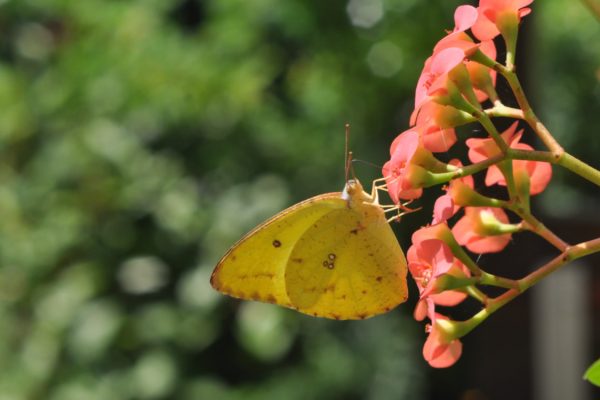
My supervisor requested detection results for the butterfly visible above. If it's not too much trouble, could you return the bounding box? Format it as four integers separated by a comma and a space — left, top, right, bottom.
210, 176, 408, 320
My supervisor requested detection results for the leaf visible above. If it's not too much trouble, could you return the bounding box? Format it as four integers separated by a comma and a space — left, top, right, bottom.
583, 358, 600, 386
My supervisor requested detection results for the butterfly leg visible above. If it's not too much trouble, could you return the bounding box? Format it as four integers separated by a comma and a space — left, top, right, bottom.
372, 177, 421, 217
380, 199, 422, 223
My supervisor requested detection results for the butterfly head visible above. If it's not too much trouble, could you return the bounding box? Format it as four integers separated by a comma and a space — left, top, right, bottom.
341, 179, 374, 206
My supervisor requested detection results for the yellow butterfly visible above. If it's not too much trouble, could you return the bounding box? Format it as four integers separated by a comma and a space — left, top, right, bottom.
210, 175, 408, 320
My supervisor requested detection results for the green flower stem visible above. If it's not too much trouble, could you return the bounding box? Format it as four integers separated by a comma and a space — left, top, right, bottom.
496, 65, 564, 154
508, 149, 600, 187
508, 149, 555, 162
453, 155, 504, 177
485, 104, 524, 120
465, 285, 488, 303
505, 49, 515, 72
557, 152, 600, 187
468, 48, 497, 70
506, 204, 569, 251
477, 113, 509, 154
443, 234, 483, 276
452, 287, 519, 337
520, 237, 600, 290
497, 159, 518, 202
451, 236, 600, 339
478, 271, 519, 290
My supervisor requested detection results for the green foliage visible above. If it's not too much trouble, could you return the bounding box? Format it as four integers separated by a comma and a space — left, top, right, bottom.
584, 358, 600, 387
0, 0, 463, 398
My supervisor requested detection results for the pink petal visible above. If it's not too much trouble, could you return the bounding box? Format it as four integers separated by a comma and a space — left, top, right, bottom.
431, 290, 468, 307
433, 194, 456, 225
423, 323, 463, 368
471, 8, 500, 41
484, 164, 505, 186
421, 125, 457, 153
454, 5, 479, 32
430, 48, 466, 79
451, 208, 512, 254
414, 299, 428, 321
411, 223, 453, 246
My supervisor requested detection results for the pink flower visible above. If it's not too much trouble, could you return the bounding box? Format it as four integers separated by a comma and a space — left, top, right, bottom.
410, 226, 466, 368
408, 238, 470, 321
433, 6, 479, 54
414, 48, 467, 114
467, 122, 552, 195
432, 160, 475, 224
382, 129, 424, 203
472, 0, 533, 41
410, 91, 477, 154
410, 102, 461, 152
412, 5, 495, 127
452, 207, 512, 253
423, 316, 463, 368
467, 121, 521, 162
480, 0, 533, 23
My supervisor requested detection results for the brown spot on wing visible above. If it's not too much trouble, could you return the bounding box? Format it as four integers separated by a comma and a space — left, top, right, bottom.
250, 292, 261, 300
254, 273, 275, 279
272, 239, 282, 248
266, 295, 277, 303
376, 276, 383, 282
291, 258, 303, 263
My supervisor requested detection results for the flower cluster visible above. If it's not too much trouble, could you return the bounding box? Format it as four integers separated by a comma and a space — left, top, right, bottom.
382, 0, 556, 368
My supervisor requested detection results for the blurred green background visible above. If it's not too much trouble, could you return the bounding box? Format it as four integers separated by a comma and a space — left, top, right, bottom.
0, 0, 597, 399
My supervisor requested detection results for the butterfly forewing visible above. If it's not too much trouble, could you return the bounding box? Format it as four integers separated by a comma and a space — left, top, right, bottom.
211, 193, 345, 307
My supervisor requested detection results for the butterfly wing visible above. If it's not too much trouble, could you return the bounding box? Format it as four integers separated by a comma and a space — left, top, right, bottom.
211, 193, 346, 308
284, 203, 408, 320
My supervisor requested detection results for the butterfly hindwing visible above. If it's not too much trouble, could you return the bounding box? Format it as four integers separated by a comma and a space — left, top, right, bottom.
284, 203, 408, 320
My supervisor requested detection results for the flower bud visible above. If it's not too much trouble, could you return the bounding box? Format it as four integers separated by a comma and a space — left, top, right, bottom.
448, 63, 481, 110
495, 11, 520, 54
424, 273, 474, 296
405, 164, 434, 189
450, 181, 500, 207
474, 209, 520, 236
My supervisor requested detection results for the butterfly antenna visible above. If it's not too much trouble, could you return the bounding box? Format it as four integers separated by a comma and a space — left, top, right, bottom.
352, 158, 383, 170
344, 123, 353, 182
